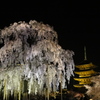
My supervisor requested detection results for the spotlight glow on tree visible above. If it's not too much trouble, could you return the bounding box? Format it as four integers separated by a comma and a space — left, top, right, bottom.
84, 75, 100, 100
0, 20, 75, 100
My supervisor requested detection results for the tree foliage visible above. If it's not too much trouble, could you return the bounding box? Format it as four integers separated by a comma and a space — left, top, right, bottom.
0, 20, 75, 100
85, 75, 100, 100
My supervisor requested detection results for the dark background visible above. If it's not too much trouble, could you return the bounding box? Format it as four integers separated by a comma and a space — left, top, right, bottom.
0, 1, 100, 67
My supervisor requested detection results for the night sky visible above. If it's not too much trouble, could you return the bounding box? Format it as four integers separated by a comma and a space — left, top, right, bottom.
0, 2, 100, 67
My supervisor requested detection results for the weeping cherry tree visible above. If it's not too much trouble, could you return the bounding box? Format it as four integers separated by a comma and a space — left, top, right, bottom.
0, 20, 75, 100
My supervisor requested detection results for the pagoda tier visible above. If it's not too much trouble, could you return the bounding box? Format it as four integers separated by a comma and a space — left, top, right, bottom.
74, 69, 97, 77
75, 63, 96, 70
73, 84, 85, 88
74, 77, 91, 85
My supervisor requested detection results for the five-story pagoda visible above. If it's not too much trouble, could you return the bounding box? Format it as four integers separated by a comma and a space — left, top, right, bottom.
73, 47, 98, 90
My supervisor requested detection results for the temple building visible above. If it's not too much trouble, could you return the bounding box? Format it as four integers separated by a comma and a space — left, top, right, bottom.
73, 47, 98, 92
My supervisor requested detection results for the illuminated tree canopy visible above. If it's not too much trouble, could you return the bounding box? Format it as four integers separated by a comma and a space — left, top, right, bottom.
85, 75, 100, 100
0, 20, 75, 100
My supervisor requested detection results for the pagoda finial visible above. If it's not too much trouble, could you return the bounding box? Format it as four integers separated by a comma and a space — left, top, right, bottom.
84, 46, 87, 60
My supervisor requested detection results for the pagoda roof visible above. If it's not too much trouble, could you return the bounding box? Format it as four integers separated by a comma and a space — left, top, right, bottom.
73, 84, 86, 88
74, 77, 91, 85
75, 59, 97, 71
74, 69, 98, 77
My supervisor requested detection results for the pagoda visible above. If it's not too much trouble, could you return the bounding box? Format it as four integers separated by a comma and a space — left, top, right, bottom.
73, 47, 98, 89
